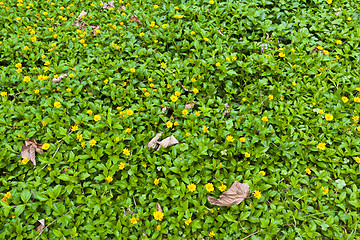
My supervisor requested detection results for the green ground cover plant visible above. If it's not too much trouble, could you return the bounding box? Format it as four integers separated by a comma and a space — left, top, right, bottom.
1, 0, 360, 239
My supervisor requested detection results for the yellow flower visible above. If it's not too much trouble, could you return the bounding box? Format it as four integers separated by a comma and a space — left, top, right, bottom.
125, 128, 131, 133
21, 157, 29, 164
188, 183, 196, 192
240, 137, 245, 142
42, 143, 50, 150
170, 95, 178, 102
218, 184, 227, 192
336, 40, 342, 45
174, 121, 179, 126
130, 217, 137, 224
119, 162, 126, 170
342, 96, 348, 103
139, 32, 145, 36
66, 88, 71, 92
153, 211, 164, 221
268, 95, 273, 100
279, 52, 285, 57
161, 62, 166, 69
245, 152, 250, 158
261, 116, 268, 122
195, 111, 200, 116
23, 76, 31, 82
87, 110, 92, 115
305, 168, 311, 174
130, 68, 135, 73
15, 63, 22, 68
259, 171, 265, 176
318, 109, 324, 114
77, 134, 82, 142
154, 4, 159, 9
184, 218, 192, 225
123, 148, 130, 156
126, 109, 134, 115
69, 73, 74, 78
209, 0, 214, 3
323, 50, 329, 55
81, 142, 85, 147
205, 183, 214, 192
191, 31, 195, 35
106, 176, 113, 182
347, 17, 351, 21
317, 142, 326, 150
216, 62, 220, 67
71, 125, 78, 131
24, 46, 29, 50
175, 91, 181, 96
354, 157, 360, 163
157, 225, 161, 230
54, 101, 61, 108
322, 187, 329, 195
325, 114, 333, 121
89, 139, 96, 146
354, 97, 360, 103
253, 190, 262, 199
226, 135, 234, 142
166, 121, 173, 128
203, 126, 209, 132
209, 231, 215, 238
182, 109, 188, 115
1, 92, 7, 97
4, 192, 11, 199
94, 115, 101, 121
162, 24, 167, 29
317, 46, 324, 50
154, 178, 159, 185
353, 116, 359, 121
327, 0, 332, 4
193, 88, 199, 94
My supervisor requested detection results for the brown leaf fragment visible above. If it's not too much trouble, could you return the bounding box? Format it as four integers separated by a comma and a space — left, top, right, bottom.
90, 26, 100, 37
52, 74, 67, 83
78, 10, 87, 18
156, 203, 163, 213
118, 5, 126, 11
71, 18, 88, 30
36, 219, 45, 233
121, 207, 127, 216
130, 14, 143, 27
185, 103, 195, 109
223, 103, 230, 115
181, 85, 192, 92
161, 106, 172, 113
310, 47, 318, 53
52, 23, 61, 27
147, 132, 163, 149
100, 1, 115, 10
21, 139, 44, 168
207, 181, 250, 207
127, 205, 134, 215
157, 135, 179, 150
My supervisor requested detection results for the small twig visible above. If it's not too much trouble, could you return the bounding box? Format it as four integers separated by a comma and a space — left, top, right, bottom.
241, 230, 261, 240
217, 30, 225, 36
52, 140, 63, 158
331, 40, 348, 53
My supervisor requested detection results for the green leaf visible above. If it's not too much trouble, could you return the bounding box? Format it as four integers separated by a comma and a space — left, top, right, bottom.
21, 190, 31, 203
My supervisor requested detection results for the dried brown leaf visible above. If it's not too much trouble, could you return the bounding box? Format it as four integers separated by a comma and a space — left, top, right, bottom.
127, 205, 134, 215
52, 74, 67, 83
52, 23, 61, 27
185, 103, 195, 109
21, 139, 44, 168
118, 5, 126, 11
71, 18, 88, 30
157, 135, 179, 150
36, 219, 45, 233
90, 26, 100, 37
147, 132, 163, 149
161, 106, 172, 113
100, 1, 115, 10
223, 103, 230, 115
207, 181, 250, 207
130, 14, 143, 27
78, 10, 87, 18
156, 203, 163, 213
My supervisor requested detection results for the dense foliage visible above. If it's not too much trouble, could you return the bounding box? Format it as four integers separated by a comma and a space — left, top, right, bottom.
1, 0, 360, 239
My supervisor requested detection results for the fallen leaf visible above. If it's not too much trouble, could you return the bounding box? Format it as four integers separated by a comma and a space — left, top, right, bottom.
78, 10, 87, 18
127, 205, 134, 215
90, 26, 100, 37
52, 74, 67, 83
147, 132, 163, 149
161, 106, 172, 113
185, 103, 196, 109
223, 103, 230, 115
130, 14, 143, 27
157, 135, 179, 150
36, 219, 45, 233
207, 181, 250, 207
118, 5, 126, 11
21, 139, 44, 168
100, 1, 115, 10
52, 23, 61, 27
71, 18, 88, 30
156, 203, 163, 213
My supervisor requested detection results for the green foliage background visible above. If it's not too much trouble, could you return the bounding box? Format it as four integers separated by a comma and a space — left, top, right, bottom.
1, 0, 360, 239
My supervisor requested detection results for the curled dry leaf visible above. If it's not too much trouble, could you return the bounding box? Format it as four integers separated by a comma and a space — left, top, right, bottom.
100, 1, 115, 10
223, 103, 230, 115
161, 106, 172, 113
156, 203, 163, 213
157, 135, 179, 150
78, 10, 87, 18
130, 14, 143, 27
118, 5, 126, 11
147, 132, 163, 149
185, 103, 196, 109
21, 139, 44, 168
36, 219, 45, 233
71, 18, 88, 30
207, 181, 250, 207
52, 74, 67, 83
91, 26, 100, 37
